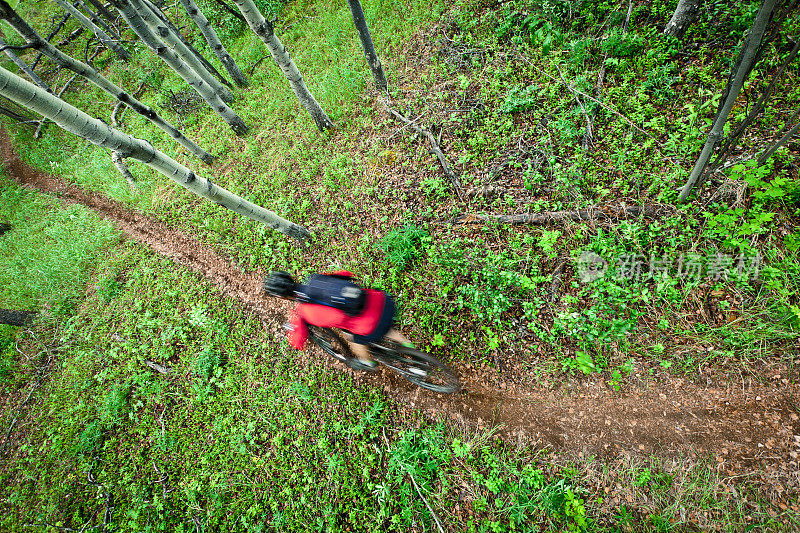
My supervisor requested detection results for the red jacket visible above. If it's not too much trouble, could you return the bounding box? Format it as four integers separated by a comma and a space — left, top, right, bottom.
287, 271, 387, 350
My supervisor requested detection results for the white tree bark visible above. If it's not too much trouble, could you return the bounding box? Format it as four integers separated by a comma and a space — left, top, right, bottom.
0, 65, 309, 242
678, 0, 778, 202
346, 0, 387, 91
111, 0, 248, 135
85, 0, 118, 25
111, 149, 138, 190
233, 0, 334, 130
0, 37, 50, 91
72, 0, 122, 41
0, 0, 213, 163
142, 0, 232, 90
133, 0, 233, 103
179, 0, 249, 87
664, 0, 701, 38
53, 0, 130, 60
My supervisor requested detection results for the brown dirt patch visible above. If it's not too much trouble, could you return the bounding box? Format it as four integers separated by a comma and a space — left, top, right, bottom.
2, 130, 799, 499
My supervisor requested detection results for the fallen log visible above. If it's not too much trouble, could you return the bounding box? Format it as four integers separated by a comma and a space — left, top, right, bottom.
142, 360, 171, 374
455, 204, 670, 225
0, 309, 36, 326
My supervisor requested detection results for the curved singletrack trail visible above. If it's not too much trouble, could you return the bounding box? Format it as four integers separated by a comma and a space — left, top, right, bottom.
2, 132, 799, 493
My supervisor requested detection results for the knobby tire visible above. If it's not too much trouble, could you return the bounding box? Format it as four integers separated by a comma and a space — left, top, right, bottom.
307, 327, 460, 393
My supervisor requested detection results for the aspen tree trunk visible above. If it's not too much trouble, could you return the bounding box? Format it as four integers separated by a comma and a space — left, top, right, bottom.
179, 0, 249, 87
142, 0, 232, 89
233, 0, 334, 130
0, 66, 308, 241
112, 0, 248, 135
53, 0, 130, 60
678, 0, 777, 202
111, 150, 137, 189
0, 0, 213, 163
0, 38, 51, 91
133, 0, 233, 102
0, 101, 35, 126
86, 0, 118, 24
73, 0, 122, 41
346, 0, 387, 91
664, 0, 701, 38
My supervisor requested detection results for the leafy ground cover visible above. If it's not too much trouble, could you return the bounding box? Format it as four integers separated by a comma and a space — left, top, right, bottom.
2, 232, 791, 531
1, 0, 799, 530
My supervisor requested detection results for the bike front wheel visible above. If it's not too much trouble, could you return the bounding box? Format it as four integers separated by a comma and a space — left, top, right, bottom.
370, 342, 461, 394
307, 326, 352, 364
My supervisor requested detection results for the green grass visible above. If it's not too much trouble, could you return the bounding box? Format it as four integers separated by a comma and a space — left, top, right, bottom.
4, 0, 798, 398
0, 175, 119, 313
0, 174, 118, 386
3, 239, 793, 531
1, 0, 799, 530
0, 243, 594, 531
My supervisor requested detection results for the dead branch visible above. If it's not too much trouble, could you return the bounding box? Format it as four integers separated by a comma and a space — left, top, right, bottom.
247, 55, 269, 77
465, 184, 499, 199
87, 462, 114, 533
111, 151, 138, 191
758, 107, 800, 164
548, 260, 567, 302
210, 0, 246, 23
455, 203, 671, 225
0, 341, 55, 454
152, 460, 172, 498
32, 13, 72, 70
0, 103, 35, 126
382, 102, 465, 199
142, 359, 171, 374
57, 26, 86, 48
110, 101, 123, 127
0, 42, 36, 53
404, 466, 445, 533
518, 54, 679, 167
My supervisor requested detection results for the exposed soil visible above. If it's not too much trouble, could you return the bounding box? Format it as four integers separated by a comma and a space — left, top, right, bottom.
2, 131, 799, 500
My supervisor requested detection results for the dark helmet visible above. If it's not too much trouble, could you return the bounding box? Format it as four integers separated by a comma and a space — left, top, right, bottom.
263, 271, 297, 298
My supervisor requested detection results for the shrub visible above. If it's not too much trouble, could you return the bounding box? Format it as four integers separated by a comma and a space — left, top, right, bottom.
381, 224, 430, 271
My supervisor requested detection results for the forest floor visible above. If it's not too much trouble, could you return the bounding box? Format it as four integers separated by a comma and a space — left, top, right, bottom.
3, 130, 799, 526
1, 0, 799, 531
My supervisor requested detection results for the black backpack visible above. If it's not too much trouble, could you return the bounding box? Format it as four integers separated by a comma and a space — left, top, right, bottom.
295, 274, 367, 316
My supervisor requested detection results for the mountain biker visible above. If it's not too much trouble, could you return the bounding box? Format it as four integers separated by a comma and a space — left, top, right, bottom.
263, 270, 413, 371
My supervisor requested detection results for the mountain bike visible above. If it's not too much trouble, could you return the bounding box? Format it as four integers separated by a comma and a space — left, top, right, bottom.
307, 325, 461, 393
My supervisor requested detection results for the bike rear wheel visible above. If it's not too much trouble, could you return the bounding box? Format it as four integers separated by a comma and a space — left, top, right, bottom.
370, 342, 461, 393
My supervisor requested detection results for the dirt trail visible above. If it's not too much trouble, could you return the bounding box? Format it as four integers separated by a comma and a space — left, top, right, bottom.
2, 132, 799, 489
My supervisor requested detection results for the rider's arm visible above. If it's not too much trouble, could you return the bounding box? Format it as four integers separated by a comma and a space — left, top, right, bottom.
287, 313, 309, 350
289, 303, 349, 350
323, 270, 354, 280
